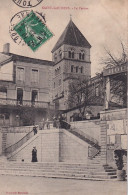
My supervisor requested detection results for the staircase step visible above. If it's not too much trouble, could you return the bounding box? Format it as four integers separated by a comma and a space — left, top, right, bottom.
0, 169, 117, 180
0, 159, 118, 181
0, 167, 116, 175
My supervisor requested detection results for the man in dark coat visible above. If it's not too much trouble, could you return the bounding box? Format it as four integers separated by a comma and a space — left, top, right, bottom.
33, 125, 37, 135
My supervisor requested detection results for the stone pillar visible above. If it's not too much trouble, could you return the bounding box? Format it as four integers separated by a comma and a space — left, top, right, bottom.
105, 76, 110, 109
100, 121, 107, 165
1, 128, 7, 154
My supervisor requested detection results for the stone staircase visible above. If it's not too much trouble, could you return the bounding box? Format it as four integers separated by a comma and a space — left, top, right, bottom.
0, 121, 118, 180
88, 153, 101, 165
69, 120, 101, 159
0, 161, 117, 181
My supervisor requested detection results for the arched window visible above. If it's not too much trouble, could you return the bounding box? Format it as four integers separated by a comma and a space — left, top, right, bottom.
79, 53, 82, 60
80, 66, 83, 73
71, 65, 74, 73
82, 53, 85, 60
72, 52, 74, 59
69, 49, 75, 59
68, 51, 71, 58
79, 51, 85, 60
76, 66, 78, 73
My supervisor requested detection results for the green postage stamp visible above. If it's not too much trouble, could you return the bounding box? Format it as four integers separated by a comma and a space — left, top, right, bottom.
14, 11, 53, 51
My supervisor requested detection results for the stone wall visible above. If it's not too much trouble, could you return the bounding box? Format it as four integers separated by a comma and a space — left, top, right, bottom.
100, 108, 127, 166
59, 130, 89, 163
8, 129, 60, 162
8, 129, 89, 163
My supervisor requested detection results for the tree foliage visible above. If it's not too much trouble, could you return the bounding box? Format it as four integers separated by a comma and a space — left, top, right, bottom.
68, 76, 103, 118
67, 42, 127, 115
102, 41, 127, 107
16, 106, 36, 126
101, 41, 128, 69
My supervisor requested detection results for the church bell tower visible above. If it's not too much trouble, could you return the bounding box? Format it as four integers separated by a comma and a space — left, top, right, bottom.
51, 18, 91, 110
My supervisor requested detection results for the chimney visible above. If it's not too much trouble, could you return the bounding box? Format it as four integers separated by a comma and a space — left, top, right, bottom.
3, 43, 10, 54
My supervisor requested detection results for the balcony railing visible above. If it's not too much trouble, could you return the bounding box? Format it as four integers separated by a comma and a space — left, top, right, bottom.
0, 98, 54, 109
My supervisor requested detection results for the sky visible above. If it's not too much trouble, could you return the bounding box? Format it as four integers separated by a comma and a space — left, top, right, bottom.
0, 0, 127, 76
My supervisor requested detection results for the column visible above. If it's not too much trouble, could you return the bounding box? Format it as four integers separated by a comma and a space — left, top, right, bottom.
100, 121, 107, 165
105, 76, 110, 109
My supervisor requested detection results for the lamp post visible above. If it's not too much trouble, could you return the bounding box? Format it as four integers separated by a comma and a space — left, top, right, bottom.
16, 115, 20, 126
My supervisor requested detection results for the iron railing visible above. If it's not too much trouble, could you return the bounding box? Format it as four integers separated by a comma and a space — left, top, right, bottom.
5, 128, 35, 155
69, 127, 99, 146
0, 98, 54, 109
88, 145, 100, 159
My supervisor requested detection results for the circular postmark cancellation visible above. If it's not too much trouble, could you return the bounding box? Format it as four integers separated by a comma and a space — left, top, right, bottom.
9, 10, 53, 51
9, 10, 46, 46
12, 0, 43, 8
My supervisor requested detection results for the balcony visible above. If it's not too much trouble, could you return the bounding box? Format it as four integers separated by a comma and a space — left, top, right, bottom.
0, 98, 54, 109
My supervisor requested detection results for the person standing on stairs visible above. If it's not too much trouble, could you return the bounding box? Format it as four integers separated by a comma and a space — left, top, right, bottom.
42, 118, 45, 129
32, 147, 38, 162
53, 115, 57, 128
33, 125, 37, 135
46, 118, 50, 129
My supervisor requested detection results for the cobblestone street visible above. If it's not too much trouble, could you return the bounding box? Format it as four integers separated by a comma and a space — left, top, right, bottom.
0, 175, 126, 195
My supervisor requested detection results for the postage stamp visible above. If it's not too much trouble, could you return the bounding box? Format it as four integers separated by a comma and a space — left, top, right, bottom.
9, 10, 30, 45
9, 10, 46, 46
12, 0, 43, 8
14, 11, 53, 51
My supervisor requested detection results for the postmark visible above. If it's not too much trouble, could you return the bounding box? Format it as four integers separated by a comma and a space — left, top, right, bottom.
12, 0, 43, 8
13, 11, 53, 51
9, 10, 47, 46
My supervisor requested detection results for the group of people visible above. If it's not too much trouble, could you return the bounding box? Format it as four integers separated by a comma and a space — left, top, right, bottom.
53, 114, 70, 129
40, 118, 50, 130
33, 114, 69, 133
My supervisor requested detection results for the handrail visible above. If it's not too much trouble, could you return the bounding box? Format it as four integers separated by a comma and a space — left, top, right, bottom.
4, 128, 34, 155
88, 144, 100, 159
70, 127, 99, 146
61, 120, 100, 148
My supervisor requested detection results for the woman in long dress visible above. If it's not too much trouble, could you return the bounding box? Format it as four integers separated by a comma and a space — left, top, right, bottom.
32, 147, 38, 162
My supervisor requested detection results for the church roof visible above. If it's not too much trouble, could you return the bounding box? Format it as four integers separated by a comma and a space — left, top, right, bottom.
52, 19, 91, 53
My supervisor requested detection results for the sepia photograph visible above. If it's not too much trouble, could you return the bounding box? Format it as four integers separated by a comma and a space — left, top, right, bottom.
0, 0, 127, 194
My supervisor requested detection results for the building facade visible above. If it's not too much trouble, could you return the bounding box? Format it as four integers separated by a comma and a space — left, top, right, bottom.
0, 43, 54, 126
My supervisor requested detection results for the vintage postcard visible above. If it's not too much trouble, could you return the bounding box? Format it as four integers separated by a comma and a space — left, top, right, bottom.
0, 0, 127, 195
